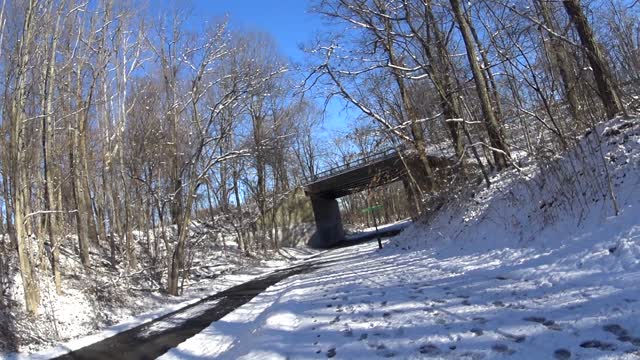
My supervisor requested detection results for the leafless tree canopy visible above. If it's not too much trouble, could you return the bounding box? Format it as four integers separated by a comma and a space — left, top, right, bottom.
0, 0, 638, 317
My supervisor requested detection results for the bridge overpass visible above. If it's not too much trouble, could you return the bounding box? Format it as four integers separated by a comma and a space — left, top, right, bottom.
303, 147, 449, 248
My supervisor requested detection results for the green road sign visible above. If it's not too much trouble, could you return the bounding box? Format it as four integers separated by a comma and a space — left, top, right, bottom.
361, 204, 384, 214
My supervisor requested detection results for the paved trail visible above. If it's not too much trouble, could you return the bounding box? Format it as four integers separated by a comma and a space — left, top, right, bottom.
54, 263, 318, 360
53, 228, 402, 360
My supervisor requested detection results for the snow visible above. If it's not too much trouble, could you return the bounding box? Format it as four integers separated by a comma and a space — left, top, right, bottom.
159, 117, 640, 359
352, 218, 412, 235
1, 249, 322, 360
3, 274, 261, 360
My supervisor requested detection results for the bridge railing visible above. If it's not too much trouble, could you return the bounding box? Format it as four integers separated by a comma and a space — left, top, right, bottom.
305, 146, 405, 184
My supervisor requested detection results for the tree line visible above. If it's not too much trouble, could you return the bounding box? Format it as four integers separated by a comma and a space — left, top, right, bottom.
310, 0, 638, 208
0, 0, 322, 316
0, 0, 638, 317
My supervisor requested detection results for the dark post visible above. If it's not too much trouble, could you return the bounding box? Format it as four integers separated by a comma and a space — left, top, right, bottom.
373, 210, 382, 249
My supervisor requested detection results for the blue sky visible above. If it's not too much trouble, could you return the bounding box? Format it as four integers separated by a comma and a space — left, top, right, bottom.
190, 0, 321, 63
184, 0, 353, 137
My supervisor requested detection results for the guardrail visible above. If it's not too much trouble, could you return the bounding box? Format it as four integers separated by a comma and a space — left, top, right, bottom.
305, 146, 405, 184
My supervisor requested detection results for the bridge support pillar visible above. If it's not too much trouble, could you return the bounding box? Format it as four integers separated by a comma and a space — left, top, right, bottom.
308, 195, 345, 248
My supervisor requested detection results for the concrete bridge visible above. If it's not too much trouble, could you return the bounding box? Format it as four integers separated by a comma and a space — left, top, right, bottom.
303, 147, 448, 248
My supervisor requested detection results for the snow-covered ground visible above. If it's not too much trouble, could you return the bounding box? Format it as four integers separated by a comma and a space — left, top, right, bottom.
158, 117, 640, 359
0, 239, 320, 358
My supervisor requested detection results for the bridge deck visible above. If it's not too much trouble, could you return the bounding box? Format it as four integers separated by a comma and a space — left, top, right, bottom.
304, 147, 404, 185
304, 148, 414, 199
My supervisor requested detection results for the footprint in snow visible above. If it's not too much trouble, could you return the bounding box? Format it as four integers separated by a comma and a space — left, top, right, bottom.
543, 319, 562, 331
553, 349, 571, 360
493, 300, 506, 307
326, 347, 337, 358
418, 344, 441, 356
492, 343, 515, 355
375, 344, 396, 358
603, 324, 628, 337
470, 328, 484, 336
473, 317, 488, 324
359, 333, 368, 341
579, 340, 616, 351
613, 329, 640, 346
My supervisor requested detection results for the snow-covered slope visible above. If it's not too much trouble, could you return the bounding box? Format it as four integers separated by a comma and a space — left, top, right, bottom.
0, 226, 319, 357
160, 117, 640, 359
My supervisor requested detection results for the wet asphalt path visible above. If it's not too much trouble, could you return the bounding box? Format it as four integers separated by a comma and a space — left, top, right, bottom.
54, 262, 319, 360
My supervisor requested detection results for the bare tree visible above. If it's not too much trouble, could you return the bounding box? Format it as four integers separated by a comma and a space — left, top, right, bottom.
9, 0, 40, 316
562, 0, 624, 118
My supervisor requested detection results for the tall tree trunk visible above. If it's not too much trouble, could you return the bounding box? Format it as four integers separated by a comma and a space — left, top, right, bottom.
80, 132, 99, 246
379, 7, 435, 191
562, 0, 624, 119
71, 108, 91, 268
466, 10, 505, 123
450, 0, 509, 170
419, 0, 465, 163
167, 180, 196, 295
41, 3, 62, 292
537, 0, 581, 122
11, 0, 40, 315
